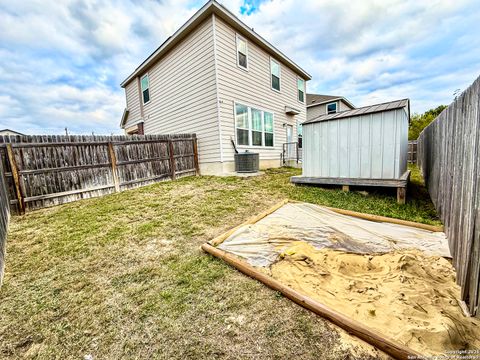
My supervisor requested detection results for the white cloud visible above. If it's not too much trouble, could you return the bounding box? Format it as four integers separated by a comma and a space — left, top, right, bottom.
240, 0, 480, 112
0, 0, 479, 135
0, 0, 197, 134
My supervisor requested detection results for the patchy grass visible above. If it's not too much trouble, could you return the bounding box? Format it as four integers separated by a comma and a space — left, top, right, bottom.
0, 165, 437, 359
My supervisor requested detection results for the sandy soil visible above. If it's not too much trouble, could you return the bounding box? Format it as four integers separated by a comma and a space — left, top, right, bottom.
268, 241, 480, 356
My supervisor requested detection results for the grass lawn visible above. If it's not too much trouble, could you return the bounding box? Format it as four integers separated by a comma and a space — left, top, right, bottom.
0, 165, 439, 359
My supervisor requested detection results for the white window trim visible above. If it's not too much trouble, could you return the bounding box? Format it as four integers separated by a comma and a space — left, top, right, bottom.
236, 33, 249, 71
141, 73, 151, 105
234, 101, 275, 149
297, 77, 305, 104
270, 57, 281, 93
326, 101, 338, 114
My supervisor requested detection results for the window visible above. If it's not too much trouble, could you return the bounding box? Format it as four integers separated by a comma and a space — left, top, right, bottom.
270, 59, 280, 91
297, 78, 305, 102
235, 103, 274, 147
141, 74, 150, 104
235, 104, 249, 145
264, 112, 274, 147
327, 102, 337, 114
236, 35, 248, 70
251, 108, 263, 146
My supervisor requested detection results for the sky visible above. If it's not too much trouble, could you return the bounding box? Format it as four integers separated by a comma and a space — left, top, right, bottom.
0, 0, 479, 135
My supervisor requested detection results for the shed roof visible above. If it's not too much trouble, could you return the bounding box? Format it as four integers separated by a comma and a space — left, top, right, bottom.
303, 98, 410, 125
120, 0, 311, 87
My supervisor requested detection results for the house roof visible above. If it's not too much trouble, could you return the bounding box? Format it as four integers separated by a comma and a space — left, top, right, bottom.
304, 98, 410, 125
120, 0, 311, 88
306, 93, 355, 109
119, 108, 129, 128
0, 129, 25, 136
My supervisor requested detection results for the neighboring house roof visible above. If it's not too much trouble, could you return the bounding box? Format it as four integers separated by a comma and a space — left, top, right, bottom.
306, 93, 355, 109
0, 129, 25, 136
120, 0, 311, 88
304, 99, 410, 125
120, 108, 129, 128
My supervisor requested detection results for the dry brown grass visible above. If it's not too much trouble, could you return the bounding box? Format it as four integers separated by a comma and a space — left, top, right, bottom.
0, 167, 437, 359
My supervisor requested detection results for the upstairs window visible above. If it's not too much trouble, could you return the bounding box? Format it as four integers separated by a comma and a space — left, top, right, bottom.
297, 78, 305, 103
236, 35, 248, 70
235, 103, 274, 147
141, 74, 150, 104
327, 102, 337, 114
270, 59, 281, 91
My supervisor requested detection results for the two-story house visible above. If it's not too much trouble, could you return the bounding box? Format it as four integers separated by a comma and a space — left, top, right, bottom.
120, 0, 311, 175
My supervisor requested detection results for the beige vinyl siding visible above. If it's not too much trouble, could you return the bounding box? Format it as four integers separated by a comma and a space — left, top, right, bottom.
307, 104, 327, 121
133, 17, 220, 163
124, 80, 142, 128
214, 17, 306, 162
339, 100, 353, 112
306, 100, 354, 121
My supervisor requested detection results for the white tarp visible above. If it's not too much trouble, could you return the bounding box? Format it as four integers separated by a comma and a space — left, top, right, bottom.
218, 202, 450, 267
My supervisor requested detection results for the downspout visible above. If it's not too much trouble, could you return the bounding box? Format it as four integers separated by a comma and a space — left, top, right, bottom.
212, 13, 224, 163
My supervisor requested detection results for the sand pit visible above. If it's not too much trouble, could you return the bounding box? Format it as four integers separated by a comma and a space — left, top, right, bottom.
268, 241, 480, 355
209, 202, 480, 356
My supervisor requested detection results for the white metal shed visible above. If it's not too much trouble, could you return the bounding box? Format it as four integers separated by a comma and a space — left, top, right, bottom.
291, 99, 410, 203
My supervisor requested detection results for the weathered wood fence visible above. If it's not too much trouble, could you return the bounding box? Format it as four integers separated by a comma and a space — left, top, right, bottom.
0, 161, 10, 285
0, 134, 199, 214
407, 140, 417, 163
417, 75, 480, 316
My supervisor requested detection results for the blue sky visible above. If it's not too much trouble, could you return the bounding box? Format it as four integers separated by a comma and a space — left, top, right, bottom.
0, 0, 479, 135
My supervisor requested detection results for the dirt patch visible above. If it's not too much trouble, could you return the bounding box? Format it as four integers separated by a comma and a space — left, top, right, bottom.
268, 241, 480, 355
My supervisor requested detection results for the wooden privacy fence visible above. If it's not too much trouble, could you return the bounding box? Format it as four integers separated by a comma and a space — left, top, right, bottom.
0, 162, 9, 285
0, 134, 199, 214
417, 75, 480, 317
407, 140, 417, 163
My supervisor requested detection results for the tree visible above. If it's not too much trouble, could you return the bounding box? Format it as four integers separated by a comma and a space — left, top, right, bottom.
409, 105, 447, 140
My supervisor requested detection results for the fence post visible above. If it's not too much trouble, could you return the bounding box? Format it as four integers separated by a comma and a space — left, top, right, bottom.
193, 138, 200, 175
168, 140, 176, 180
107, 142, 120, 192
6, 144, 24, 214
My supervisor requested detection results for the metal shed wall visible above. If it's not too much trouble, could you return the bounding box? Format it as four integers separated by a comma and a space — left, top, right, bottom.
302, 108, 408, 179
